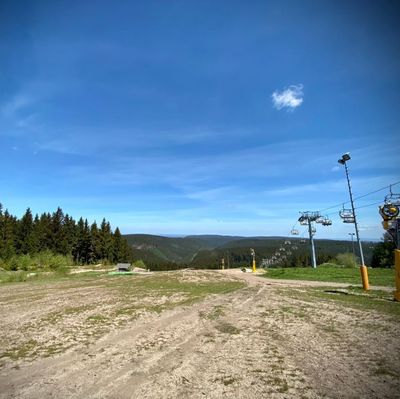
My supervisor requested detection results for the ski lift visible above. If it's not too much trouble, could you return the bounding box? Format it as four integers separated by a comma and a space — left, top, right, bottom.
384, 187, 400, 206
380, 190, 400, 220
321, 216, 332, 226
339, 206, 355, 223
299, 217, 308, 226
290, 229, 299, 235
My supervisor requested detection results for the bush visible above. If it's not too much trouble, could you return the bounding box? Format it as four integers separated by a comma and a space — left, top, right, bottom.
0, 271, 28, 283
371, 241, 395, 268
132, 259, 146, 269
2, 251, 73, 272
334, 252, 357, 268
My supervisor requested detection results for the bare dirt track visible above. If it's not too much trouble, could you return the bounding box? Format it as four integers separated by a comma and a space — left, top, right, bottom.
0, 270, 399, 398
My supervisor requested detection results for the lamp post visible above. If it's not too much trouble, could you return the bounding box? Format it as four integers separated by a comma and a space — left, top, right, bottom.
250, 248, 256, 273
338, 153, 369, 290
348, 232, 355, 263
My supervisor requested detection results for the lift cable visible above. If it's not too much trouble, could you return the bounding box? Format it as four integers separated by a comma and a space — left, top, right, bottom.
318, 180, 400, 214
289, 180, 400, 231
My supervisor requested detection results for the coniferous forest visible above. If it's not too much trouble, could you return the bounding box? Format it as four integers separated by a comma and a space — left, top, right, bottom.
0, 203, 132, 270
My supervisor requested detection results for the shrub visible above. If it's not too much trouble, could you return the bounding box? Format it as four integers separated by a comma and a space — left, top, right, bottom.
335, 252, 357, 268
0, 271, 28, 283
132, 259, 146, 269
2, 251, 73, 272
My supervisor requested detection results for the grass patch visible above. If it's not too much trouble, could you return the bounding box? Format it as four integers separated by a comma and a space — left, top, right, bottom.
0, 340, 39, 361
262, 266, 395, 287
283, 286, 400, 318
199, 305, 225, 320
215, 321, 241, 335
87, 315, 109, 323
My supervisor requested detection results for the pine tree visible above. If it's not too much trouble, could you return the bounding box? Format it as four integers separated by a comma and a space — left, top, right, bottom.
99, 218, 114, 262
90, 222, 102, 262
35, 213, 53, 251
51, 207, 68, 254
30, 214, 41, 253
0, 209, 17, 259
113, 227, 124, 262
63, 214, 77, 255
16, 208, 34, 254
73, 218, 92, 264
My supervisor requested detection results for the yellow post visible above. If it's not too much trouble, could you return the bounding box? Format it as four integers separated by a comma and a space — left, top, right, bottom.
359, 265, 369, 291
252, 258, 256, 273
394, 250, 400, 302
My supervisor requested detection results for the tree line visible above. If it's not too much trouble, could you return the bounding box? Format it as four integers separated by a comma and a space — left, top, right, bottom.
0, 204, 133, 265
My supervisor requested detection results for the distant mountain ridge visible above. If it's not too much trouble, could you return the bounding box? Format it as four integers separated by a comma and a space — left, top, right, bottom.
123, 234, 377, 268
123, 234, 243, 264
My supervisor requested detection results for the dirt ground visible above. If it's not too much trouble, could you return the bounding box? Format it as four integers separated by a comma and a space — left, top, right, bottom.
0, 269, 399, 398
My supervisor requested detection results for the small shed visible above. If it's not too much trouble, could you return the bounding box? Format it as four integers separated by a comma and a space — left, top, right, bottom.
117, 263, 131, 272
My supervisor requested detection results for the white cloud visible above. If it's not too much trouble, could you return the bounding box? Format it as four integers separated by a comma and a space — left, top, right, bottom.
272, 84, 304, 110
1, 94, 34, 118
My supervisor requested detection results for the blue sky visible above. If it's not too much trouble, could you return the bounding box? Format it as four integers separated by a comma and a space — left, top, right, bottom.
1, 0, 399, 239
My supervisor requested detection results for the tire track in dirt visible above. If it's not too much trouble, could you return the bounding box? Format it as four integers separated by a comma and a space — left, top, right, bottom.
0, 283, 315, 398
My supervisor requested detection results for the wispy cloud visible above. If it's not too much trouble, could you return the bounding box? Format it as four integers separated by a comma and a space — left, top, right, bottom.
1, 93, 34, 118
272, 84, 304, 110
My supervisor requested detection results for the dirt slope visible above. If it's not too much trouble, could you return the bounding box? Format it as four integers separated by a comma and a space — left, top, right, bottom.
0, 270, 399, 398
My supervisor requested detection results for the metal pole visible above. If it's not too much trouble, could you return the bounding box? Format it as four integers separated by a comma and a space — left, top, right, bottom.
343, 161, 365, 265
308, 219, 317, 268
342, 159, 369, 290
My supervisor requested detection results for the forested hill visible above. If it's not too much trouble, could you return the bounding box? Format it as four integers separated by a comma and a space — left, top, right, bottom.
0, 202, 379, 271
0, 204, 132, 266
124, 234, 378, 270
123, 234, 242, 264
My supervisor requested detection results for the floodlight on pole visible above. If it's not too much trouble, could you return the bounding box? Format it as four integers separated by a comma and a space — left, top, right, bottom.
338, 153, 369, 290
348, 232, 355, 263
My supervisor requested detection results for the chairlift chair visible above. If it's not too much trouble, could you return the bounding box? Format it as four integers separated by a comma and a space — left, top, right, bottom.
339, 208, 355, 223
321, 216, 332, 226
381, 193, 400, 219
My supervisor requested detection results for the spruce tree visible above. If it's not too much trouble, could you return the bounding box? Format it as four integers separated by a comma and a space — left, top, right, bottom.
16, 208, 34, 254
99, 218, 114, 262
36, 213, 53, 251
63, 214, 77, 255
73, 218, 92, 264
113, 227, 124, 262
51, 207, 68, 254
90, 222, 102, 262
0, 209, 17, 259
